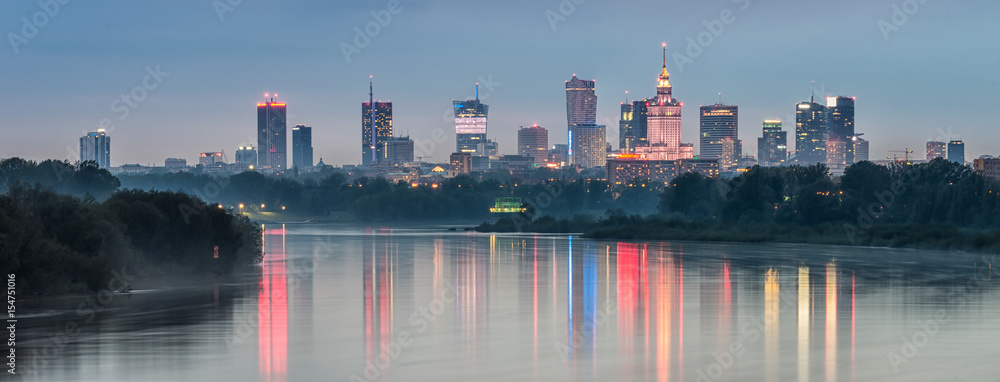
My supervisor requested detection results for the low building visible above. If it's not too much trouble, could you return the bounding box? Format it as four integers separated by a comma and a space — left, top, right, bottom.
973, 158, 1000, 180
606, 155, 719, 186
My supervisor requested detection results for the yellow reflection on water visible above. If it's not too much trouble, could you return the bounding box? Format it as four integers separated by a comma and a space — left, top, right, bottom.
765, 268, 779, 382
798, 266, 810, 382
825, 262, 837, 382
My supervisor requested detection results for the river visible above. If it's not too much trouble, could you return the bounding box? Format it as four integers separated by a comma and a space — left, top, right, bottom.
16, 223, 1000, 381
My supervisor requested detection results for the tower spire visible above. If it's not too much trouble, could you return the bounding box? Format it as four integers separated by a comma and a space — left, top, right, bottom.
810, 81, 815, 103
662, 42, 667, 69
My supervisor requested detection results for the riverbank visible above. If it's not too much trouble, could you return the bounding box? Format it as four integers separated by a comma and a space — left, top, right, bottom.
477, 216, 1000, 253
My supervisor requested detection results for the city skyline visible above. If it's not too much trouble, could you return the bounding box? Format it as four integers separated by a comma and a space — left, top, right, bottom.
2, 1, 997, 166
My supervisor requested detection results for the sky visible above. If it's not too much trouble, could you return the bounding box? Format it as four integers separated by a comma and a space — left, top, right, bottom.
2, 0, 998, 166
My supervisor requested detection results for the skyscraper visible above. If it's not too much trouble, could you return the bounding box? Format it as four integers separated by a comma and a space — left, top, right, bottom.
362, 80, 392, 166
699, 104, 738, 159
854, 137, 869, 162
566, 75, 597, 165
795, 98, 827, 164
572, 124, 606, 169
257, 97, 287, 172
292, 124, 313, 169
518, 125, 549, 165
927, 141, 947, 161
636, 44, 683, 161
384, 136, 414, 166
236, 146, 257, 167
948, 140, 965, 164
79, 129, 111, 169
826, 96, 856, 164
454, 86, 489, 155
619, 101, 634, 153
757, 119, 787, 166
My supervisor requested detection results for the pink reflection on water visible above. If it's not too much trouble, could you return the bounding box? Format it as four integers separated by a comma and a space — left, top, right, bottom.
259, 225, 288, 382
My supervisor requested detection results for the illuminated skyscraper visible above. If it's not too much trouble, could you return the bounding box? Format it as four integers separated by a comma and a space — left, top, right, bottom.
517, 125, 549, 165
927, 141, 947, 161
619, 101, 635, 153
79, 129, 111, 169
699, 104, 738, 159
362, 80, 392, 166
826, 96, 855, 165
795, 98, 827, 164
636, 44, 683, 161
454, 86, 489, 155
757, 119, 787, 166
572, 124, 606, 169
257, 97, 287, 172
566, 75, 597, 165
948, 140, 965, 164
292, 124, 313, 169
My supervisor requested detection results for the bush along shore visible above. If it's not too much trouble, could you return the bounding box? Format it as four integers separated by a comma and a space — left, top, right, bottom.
0, 186, 262, 296
479, 159, 1000, 253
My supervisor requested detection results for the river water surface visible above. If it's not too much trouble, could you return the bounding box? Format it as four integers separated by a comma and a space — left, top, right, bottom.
18, 223, 1000, 381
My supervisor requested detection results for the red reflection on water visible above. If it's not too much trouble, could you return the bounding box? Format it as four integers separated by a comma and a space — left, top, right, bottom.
259, 225, 288, 382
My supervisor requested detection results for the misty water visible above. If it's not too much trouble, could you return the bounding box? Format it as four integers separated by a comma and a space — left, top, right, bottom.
17, 224, 1000, 381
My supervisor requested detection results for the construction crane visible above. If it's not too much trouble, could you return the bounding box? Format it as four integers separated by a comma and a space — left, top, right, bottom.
887, 148, 914, 162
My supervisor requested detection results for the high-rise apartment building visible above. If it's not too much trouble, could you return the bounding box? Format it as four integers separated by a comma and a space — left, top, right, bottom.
927, 141, 947, 161
384, 136, 414, 166
572, 124, 607, 169
79, 129, 111, 169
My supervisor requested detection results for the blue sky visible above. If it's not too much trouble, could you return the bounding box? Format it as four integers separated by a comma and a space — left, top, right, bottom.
1, 0, 997, 166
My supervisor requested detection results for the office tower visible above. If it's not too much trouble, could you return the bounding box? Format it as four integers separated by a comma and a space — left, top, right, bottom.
827, 96, 856, 164
631, 100, 649, 149
362, 80, 393, 166
199, 152, 224, 166
572, 124, 607, 169
927, 141, 947, 161
619, 101, 635, 153
757, 119, 787, 166
854, 137, 869, 162
477, 140, 498, 158
236, 146, 257, 166
795, 98, 827, 164
699, 104, 739, 159
550, 144, 569, 165
948, 140, 965, 163
164, 158, 186, 170
720, 136, 738, 170
450, 152, 472, 174
826, 139, 849, 169
292, 124, 313, 169
79, 129, 111, 169
257, 97, 287, 172
455, 85, 489, 155
566, 75, 597, 165
518, 125, 549, 165
636, 44, 683, 161
384, 136, 414, 166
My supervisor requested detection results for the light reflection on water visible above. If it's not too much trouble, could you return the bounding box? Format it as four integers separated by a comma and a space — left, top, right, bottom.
18, 224, 1000, 381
